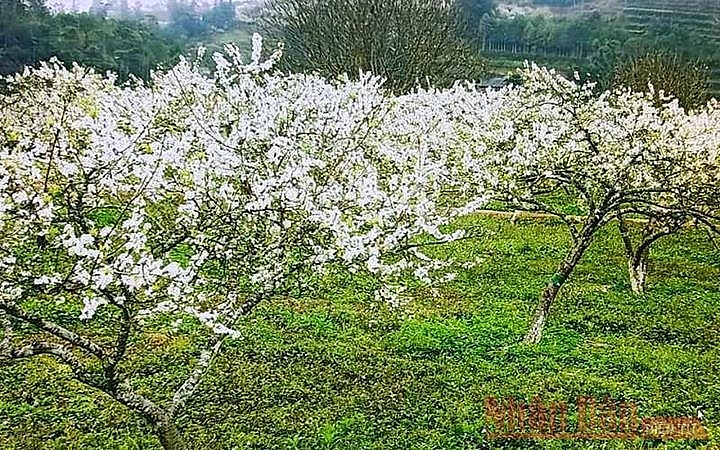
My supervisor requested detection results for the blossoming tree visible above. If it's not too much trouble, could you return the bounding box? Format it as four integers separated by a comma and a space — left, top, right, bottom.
0, 36, 476, 449
454, 64, 720, 343
2, 33, 718, 450
616, 97, 720, 294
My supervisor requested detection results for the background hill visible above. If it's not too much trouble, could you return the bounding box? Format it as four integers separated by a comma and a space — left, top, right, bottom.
481, 0, 720, 96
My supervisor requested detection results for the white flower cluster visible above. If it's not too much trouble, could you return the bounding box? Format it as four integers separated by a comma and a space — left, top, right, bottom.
0, 35, 481, 334
1, 38, 718, 337
449, 62, 720, 224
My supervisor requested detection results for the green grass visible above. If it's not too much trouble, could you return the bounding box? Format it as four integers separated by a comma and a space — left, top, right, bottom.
1, 216, 719, 449
187, 26, 255, 65
483, 53, 589, 80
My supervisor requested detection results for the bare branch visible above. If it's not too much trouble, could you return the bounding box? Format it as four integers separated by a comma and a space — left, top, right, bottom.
0, 339, 99, 388
170, 338, 224, 416
0, 298, 107, 361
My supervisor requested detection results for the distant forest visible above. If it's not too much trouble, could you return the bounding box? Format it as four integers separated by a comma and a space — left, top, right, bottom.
0, 0, 242, 81
2, 0, 718, 95
463, 0, 720, 94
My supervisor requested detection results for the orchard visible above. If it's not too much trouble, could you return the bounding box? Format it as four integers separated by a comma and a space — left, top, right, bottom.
1, 36, 718, 449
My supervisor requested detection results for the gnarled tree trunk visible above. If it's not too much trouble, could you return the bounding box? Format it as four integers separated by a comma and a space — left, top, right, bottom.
618, 215, 648, 295
115, 382, 186, 450
618, 215, 675, 295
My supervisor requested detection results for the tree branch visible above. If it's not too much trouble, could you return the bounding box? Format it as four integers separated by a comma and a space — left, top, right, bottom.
170, 338, 224, 416
0, 298, 107, 360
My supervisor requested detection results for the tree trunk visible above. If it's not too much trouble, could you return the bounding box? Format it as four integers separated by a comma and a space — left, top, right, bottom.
115, 384, 186, 450
618, 215, 658, 295
628, 249, 648, 295
156, 419, 186, 450
523, 235, 593, 344
523, 281, 561, 344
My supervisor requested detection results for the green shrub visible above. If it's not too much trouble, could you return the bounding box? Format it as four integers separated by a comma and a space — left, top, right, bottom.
610, 50, 710, 108
260, 0, 486, 93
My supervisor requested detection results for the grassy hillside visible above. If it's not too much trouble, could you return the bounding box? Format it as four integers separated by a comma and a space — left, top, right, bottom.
1, 215, 718, 449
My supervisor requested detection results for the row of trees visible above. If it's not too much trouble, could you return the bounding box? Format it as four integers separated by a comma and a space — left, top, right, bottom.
465, 0, 720, 64
480, 11, 618, 55
1, 36, 719, 448
3, 0, 714, 104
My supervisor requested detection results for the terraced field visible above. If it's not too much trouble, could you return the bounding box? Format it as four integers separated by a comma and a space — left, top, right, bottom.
622, 0, 720, 94
486, 0, 720, 97
623, 0, 720, 34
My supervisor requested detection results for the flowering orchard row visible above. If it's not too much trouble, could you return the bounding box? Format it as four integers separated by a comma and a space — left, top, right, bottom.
1, 35, 718, 449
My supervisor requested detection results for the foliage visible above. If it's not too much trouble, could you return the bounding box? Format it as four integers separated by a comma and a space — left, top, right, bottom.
456, 0, 496, 39
0, 0, 53, 79
0, 0, 181, 83
476, 8, 720, 97
202, 1, 237, 32
0, 35, 484, 449
164, 0, 249, 42
481, 12, 629, 55
609, 50, 710, 109
259, 0, 487, 93
166, 0, 208, 39
49, 14, 181, 81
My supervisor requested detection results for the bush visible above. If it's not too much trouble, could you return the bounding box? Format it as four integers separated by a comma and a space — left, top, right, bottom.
260, 0, 486, 93
610, 50, 710, 108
